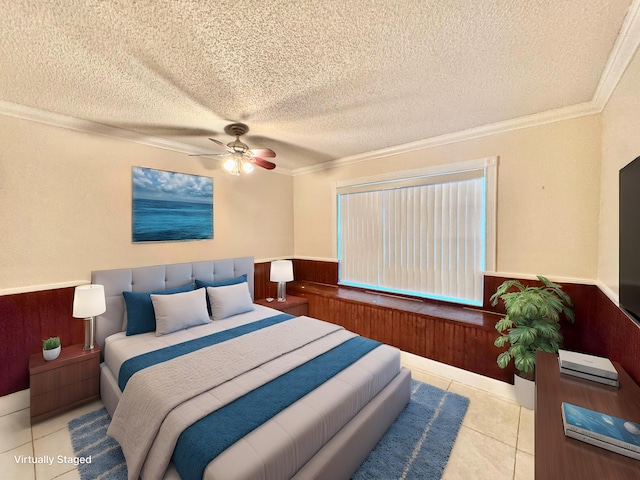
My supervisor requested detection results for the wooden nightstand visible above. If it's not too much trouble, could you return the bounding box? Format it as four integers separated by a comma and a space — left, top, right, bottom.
255, 295, 309, 316
29, 344, 100, 424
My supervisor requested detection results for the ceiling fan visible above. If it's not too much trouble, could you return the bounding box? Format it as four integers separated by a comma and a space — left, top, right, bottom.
190, 123, 276, 175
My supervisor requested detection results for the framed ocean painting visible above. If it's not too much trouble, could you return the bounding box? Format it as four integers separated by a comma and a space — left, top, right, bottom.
132, 167, 213, 242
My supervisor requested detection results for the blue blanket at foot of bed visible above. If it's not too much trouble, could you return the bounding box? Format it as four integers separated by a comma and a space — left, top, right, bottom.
173, 335, 382, 480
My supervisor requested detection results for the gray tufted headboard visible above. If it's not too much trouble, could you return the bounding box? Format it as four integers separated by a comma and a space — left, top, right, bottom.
91, 256, 254, 352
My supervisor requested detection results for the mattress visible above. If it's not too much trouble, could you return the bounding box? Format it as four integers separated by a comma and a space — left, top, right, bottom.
102, 304, 402, 479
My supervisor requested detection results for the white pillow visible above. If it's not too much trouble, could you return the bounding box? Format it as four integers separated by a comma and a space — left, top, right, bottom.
151, 287, 211, 336
207, 282, 255, 321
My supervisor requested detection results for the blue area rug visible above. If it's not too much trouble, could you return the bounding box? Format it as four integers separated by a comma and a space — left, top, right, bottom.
69, 380, 468, 480
352, 380, 469, 479
68, 408, 127, 480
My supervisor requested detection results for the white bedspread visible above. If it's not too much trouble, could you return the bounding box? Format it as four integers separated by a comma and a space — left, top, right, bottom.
108, 316, 345, 480
102, 306, 402, 480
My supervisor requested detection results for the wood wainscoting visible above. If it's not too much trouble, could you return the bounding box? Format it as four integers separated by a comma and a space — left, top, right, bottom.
2, 261, 638, 397
287, 281, 515, 383
567, 287, 640, 385
285, 263, 640, 386
0, 287, 84, 397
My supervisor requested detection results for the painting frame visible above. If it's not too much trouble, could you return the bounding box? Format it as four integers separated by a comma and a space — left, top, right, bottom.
132, 166, 214, 243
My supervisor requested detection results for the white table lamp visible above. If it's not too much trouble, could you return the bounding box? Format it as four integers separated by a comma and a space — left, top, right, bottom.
270, 260, 294, 302
73, 284, 106, 350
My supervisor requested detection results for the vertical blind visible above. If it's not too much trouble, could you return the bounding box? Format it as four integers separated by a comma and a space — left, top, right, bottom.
337, 170, 485, 305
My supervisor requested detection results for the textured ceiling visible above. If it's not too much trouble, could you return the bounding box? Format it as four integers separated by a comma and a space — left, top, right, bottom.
0, 0, 633, 172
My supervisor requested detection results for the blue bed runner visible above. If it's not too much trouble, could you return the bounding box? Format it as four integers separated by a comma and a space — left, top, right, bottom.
172, 335, 382, 480
117, 313, 295, 390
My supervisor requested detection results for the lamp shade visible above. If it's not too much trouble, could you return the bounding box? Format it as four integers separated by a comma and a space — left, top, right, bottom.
73, 284, 106, 318
270, 260, 294, 282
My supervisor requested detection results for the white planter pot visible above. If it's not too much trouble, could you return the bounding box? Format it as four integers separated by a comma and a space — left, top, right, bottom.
514, 373, 535, 410
43, 346, 61, 361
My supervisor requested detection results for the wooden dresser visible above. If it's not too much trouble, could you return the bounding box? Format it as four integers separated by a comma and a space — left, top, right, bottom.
535, 351, 640, 479
29, 344, 100, 424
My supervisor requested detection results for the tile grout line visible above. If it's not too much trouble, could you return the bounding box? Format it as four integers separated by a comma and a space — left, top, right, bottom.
444, 378, 519, 405
0, 406, 30, 419
461, 423, 521, 450
0, 439, 33, 456
31, 422, 36, 480
516, 406, 523, 451
32, 424, 72, 442
512, 406, 523, 480
402, 362, 517, 399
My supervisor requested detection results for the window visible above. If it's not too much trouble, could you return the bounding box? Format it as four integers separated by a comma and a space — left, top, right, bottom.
336, 157, 497, 306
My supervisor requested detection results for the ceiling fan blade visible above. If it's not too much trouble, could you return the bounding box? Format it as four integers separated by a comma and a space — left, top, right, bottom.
251, 156, 276, 170
209, 137, 234, 153
188, 153, 230, 157
249, 148, 276, 158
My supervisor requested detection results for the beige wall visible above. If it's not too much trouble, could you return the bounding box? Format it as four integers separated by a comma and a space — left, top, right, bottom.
599, 47, 640, 296
293, 115, 602, 280
0, 115, 294, 291
4, 76, 626, 293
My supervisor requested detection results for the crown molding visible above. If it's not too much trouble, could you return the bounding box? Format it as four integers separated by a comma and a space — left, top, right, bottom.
0, 100, 210, 155
1, 98, 597, 179
0, 100, 294, 175
0, 95, 602, 180
592, 0, 640, 110
292, 101, 599, 176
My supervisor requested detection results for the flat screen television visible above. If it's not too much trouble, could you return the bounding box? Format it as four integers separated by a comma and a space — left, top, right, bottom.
619, 155, 640, 324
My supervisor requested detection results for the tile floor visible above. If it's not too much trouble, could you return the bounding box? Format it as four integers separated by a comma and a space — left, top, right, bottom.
401, 352, 534, 480
0, 353, 534, 480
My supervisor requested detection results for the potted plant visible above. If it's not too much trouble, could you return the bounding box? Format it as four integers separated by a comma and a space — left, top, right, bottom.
490, 276, 574, 409
42, 336, 61, 361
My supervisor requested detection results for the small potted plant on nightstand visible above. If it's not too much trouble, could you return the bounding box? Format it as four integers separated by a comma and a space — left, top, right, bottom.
42, 336, 61, 361
490, 276, 574, 409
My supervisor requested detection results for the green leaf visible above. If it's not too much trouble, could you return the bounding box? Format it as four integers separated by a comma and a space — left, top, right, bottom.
490, 280, 526, 306
508, 326, 537, 346
514, 350, 536, 373
508, 344, 527, 358
563, 307, 575, 323
497, 351, 512, 369
531, 320, 561, 339
495, 317, 514, 333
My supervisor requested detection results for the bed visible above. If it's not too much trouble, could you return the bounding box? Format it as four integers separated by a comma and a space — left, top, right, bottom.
93, 257, 411, 480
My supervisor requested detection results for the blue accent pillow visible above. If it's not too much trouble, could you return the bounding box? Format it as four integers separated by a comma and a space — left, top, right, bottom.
123, 283, 196, 336
194, 274, 247, 289
195, 274, 247, 315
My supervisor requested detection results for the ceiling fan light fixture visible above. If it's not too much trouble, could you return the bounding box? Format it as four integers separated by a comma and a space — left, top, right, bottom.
242, 160, 254, 174
223, 156, 240, 176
